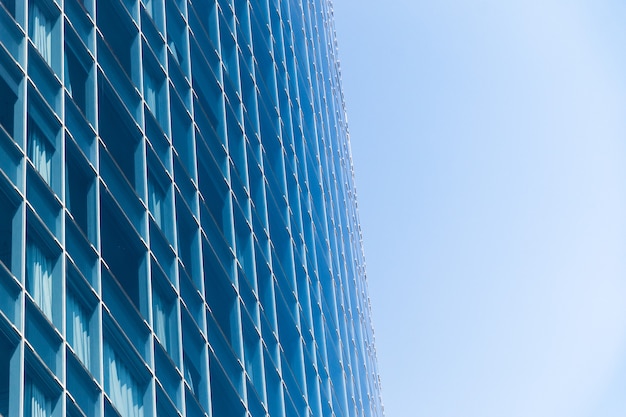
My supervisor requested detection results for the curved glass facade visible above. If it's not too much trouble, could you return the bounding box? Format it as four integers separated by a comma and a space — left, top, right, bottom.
0, 0, 383, 416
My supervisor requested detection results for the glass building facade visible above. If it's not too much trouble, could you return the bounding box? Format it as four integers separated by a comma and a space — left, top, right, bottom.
0, 0, 383, 416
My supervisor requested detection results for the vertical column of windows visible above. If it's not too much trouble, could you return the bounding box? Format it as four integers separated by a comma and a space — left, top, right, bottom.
168, 4, 208, 404
307, 2, 342, 414
188, 1, 247, 410
294, 39, 327, 409
140, 2, 174, 415
250, 2, 286, 417
280, 4, 314, 417
220, 5, 252, 369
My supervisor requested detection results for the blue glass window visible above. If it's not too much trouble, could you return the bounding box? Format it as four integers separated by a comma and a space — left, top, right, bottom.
26, 241, 53, 319
67, 292, 90, 369
25, 381, 50, 417
104, 343, 144, 417
29, 2, 52, 66
27, 122, 53, 185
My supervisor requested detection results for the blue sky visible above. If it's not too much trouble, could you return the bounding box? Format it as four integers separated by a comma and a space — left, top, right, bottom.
333, 1, 626, 416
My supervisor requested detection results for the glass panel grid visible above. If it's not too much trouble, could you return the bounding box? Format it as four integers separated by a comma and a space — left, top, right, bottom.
0, 0, 384, 416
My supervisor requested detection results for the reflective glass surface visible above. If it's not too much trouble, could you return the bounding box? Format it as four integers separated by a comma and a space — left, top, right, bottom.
0, 0, 383, 416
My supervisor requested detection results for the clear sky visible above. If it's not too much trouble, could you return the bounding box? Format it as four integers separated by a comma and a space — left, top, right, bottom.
332, 1, 626, 416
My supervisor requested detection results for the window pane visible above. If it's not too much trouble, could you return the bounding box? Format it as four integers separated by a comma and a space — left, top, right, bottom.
25, 381, 50, 417
26, 242, 53, 318
27, 122, 53, 185
152, 291, 168, 349
104, 343, 144, 417
67, 292, 90, 369
144, 71, 157, 115
29, 2, 52, 65
147, 174, 165, 230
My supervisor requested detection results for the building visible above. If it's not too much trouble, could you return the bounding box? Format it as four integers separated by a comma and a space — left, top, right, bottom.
0, 0, 383, 416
